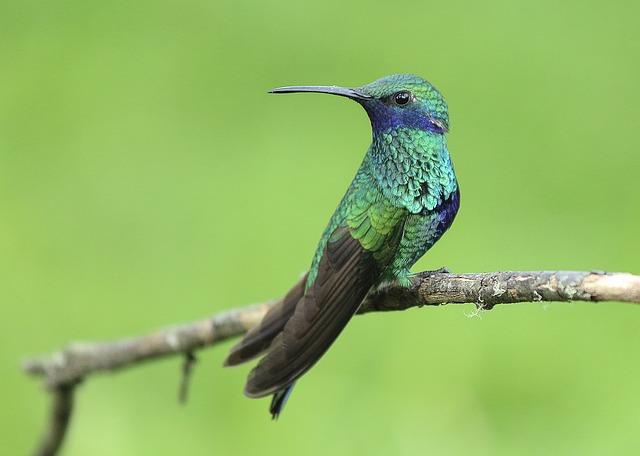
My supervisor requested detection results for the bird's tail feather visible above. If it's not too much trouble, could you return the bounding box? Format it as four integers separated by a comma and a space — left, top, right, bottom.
224, 273, 308, 366
270, 383, 295, 419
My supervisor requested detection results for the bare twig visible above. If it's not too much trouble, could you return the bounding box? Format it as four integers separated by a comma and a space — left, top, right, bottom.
33, 383, 76, 456
23, 302, 271, 389
22, 270, 640, 456
179, 352, 197, 404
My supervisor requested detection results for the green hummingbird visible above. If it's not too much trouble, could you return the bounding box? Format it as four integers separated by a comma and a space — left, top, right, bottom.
224, 74, 460, 418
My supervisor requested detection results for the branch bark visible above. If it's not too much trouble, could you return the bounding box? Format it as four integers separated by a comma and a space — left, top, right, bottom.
23, 270, 640, 455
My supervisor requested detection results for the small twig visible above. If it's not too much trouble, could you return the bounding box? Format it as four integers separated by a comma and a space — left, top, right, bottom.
33, 382, 77, 456
23, 302, 271, 389
22, 270, 640, 456
179, 352, 197, 404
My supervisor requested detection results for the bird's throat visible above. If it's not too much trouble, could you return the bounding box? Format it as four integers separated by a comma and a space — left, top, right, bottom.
369, 127, 457, 214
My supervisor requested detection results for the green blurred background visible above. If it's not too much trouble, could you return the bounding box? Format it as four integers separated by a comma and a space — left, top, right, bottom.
2, 0, 639, 454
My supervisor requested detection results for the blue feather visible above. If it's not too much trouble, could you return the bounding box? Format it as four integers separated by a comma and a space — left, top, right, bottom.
269, 383, 295, 420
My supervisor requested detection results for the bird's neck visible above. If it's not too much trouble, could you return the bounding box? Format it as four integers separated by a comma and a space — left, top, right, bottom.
367, 127, 457, 213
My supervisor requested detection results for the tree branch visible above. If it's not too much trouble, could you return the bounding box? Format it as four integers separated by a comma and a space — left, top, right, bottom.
22, 270, 640, 455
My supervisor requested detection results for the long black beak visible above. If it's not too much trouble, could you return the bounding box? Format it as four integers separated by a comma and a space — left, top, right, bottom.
269, 85, 372, 101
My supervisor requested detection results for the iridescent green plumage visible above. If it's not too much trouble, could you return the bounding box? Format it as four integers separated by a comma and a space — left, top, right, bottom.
225, 74, 460, 417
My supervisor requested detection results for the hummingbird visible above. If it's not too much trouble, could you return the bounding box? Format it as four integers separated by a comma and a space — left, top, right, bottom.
224, 74, 460, 418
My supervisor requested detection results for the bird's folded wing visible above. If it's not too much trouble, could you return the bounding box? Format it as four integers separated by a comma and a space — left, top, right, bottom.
224, 273, 308, 366
244, 223, 398, 398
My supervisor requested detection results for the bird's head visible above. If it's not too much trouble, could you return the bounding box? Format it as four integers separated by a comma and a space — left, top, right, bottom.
270, 73, 449, 135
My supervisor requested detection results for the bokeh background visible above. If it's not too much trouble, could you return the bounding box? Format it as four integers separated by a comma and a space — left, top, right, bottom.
2, 0, 639, 454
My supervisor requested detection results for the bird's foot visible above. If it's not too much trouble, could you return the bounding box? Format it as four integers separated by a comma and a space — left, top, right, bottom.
396, 273, 413, 288
388, 267, 450, 289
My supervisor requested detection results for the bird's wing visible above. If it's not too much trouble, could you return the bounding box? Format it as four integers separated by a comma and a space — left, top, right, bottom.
224, 273, 308, 366
244, 196, 406, 398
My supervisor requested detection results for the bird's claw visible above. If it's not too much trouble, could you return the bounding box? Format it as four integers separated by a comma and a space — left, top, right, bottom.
396, 274, 413, 288
395, 267, 450, 288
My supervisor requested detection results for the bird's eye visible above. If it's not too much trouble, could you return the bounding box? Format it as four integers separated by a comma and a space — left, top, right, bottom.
393, 91, 412, 106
